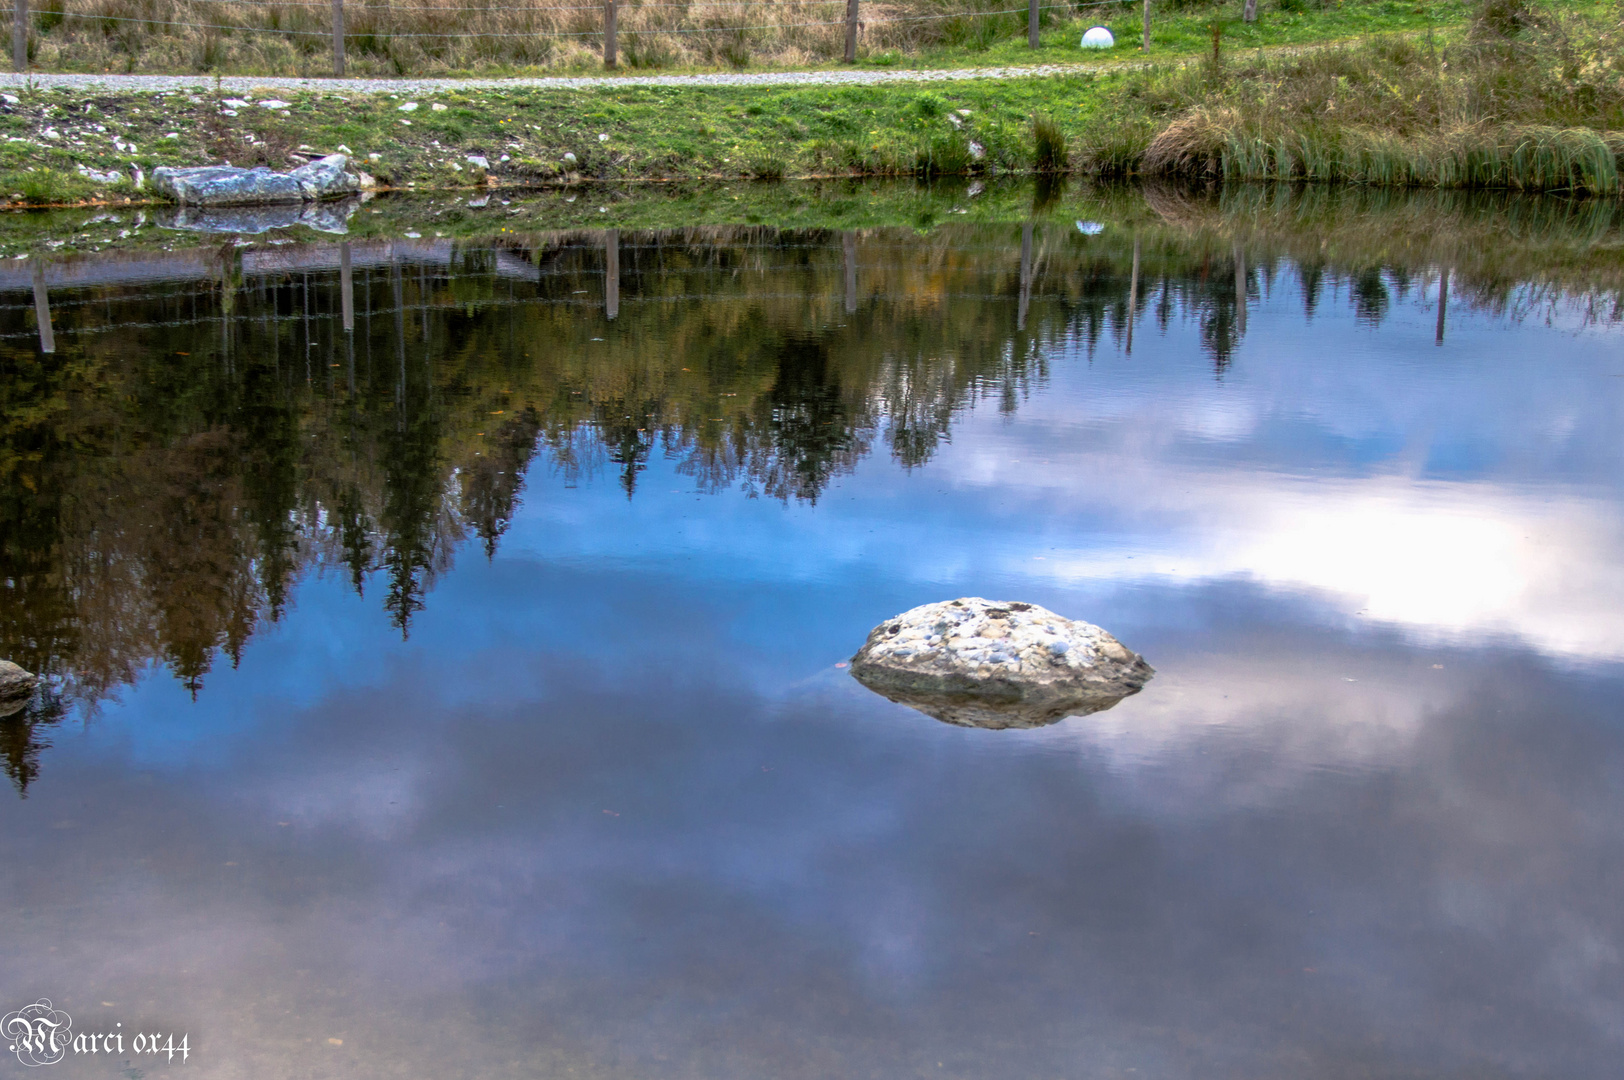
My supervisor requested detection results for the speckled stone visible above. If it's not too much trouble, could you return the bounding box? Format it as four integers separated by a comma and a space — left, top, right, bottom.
153, 155, 357, 207
151, 165, 306, 206
849, 598, 1153, 729
0, 659, 37, 718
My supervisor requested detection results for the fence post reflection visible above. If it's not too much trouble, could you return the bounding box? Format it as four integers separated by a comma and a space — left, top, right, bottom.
1018, 223, 1032, 331
341, 242, 355, 333
221, 257, 231, 373
1436, 266, 1448, 345
843, 231, 857, 315
31, 258, 53, 354
1234, 242, 1247, 337
605, 229, 619, 321
391, 247, 406, 427
1127, 235, 1139, 354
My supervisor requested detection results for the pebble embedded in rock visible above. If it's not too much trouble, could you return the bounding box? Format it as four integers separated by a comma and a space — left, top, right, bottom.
849, 597, 1153, 729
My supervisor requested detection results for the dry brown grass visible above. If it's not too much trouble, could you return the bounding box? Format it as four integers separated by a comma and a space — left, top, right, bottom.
26, 0, 1088, 75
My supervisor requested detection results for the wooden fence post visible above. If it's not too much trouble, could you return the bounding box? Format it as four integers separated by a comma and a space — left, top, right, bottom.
12, 0, 25, 73
1027, 0, 1039, 48
604, 0, 617, 69
843, 0, 858, 63
1142, 0, 1150, 50
1243, 0, 1257, 22
332, 0, 345, 76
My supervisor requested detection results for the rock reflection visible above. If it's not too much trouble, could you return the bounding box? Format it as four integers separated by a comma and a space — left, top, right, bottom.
852, 680, 1139, 729
160, 196, 361, 235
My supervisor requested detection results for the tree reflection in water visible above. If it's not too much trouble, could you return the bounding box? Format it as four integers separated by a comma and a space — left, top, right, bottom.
0, 200, 1618, 793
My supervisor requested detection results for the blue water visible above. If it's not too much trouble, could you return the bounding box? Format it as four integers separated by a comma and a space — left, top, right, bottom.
1, 220, 1622, 1079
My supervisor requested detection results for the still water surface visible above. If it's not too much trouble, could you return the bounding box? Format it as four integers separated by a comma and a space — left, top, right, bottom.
2, 207, 1622, 1078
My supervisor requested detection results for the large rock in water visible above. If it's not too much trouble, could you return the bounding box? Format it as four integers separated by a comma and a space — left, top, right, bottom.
0, 660, 37, 718
153, 155, 358, 206
849, 598, 1153, 729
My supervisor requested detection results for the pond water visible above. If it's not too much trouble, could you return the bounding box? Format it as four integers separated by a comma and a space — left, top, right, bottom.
2, 194, 1623, 1078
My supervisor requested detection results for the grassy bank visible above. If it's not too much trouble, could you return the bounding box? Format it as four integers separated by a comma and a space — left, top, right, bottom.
0, 72, 1108, 205
0, 0, 1615, 207
1083, 0, 1624, 189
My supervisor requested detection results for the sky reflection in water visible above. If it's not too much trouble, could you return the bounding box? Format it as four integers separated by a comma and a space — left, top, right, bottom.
1, 217, 1622, 1079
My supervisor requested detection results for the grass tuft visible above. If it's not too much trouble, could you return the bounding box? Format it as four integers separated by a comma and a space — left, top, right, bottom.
747, 150, 787, 181
1032, 114, 1069, 173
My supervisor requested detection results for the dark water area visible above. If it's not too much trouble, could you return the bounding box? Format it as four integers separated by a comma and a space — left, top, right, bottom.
2, 201, 1623, 1078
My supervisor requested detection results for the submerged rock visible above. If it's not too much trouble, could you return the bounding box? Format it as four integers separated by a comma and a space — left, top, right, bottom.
153, 155, 359, 207
849, 598, 1153, 729
0, 659, 37, 718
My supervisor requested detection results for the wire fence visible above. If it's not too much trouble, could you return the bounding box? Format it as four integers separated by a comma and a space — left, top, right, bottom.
49, 5, 1085, 37
9, 0, 1136, 75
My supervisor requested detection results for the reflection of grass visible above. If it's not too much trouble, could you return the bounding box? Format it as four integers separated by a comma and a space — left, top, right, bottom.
1123, 181, 1624, 305
5, 176, 1623, 309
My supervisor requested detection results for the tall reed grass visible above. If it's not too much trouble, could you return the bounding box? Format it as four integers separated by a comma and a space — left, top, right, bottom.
1103, 0, 1624, 193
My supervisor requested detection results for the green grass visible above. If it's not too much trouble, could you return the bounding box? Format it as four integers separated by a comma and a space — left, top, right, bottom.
0, 0, 1616, 208
1076, 0, 1624, 190
861, 0, 1477, 71
20, 0, 1481, 77
0, 75, 1127, 203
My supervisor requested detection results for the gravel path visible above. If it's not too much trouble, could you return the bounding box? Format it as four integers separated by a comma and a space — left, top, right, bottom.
0, 61, 1126, 95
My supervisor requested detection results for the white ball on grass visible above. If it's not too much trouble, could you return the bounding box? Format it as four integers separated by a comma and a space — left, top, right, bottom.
1081, 26, 1115, 48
